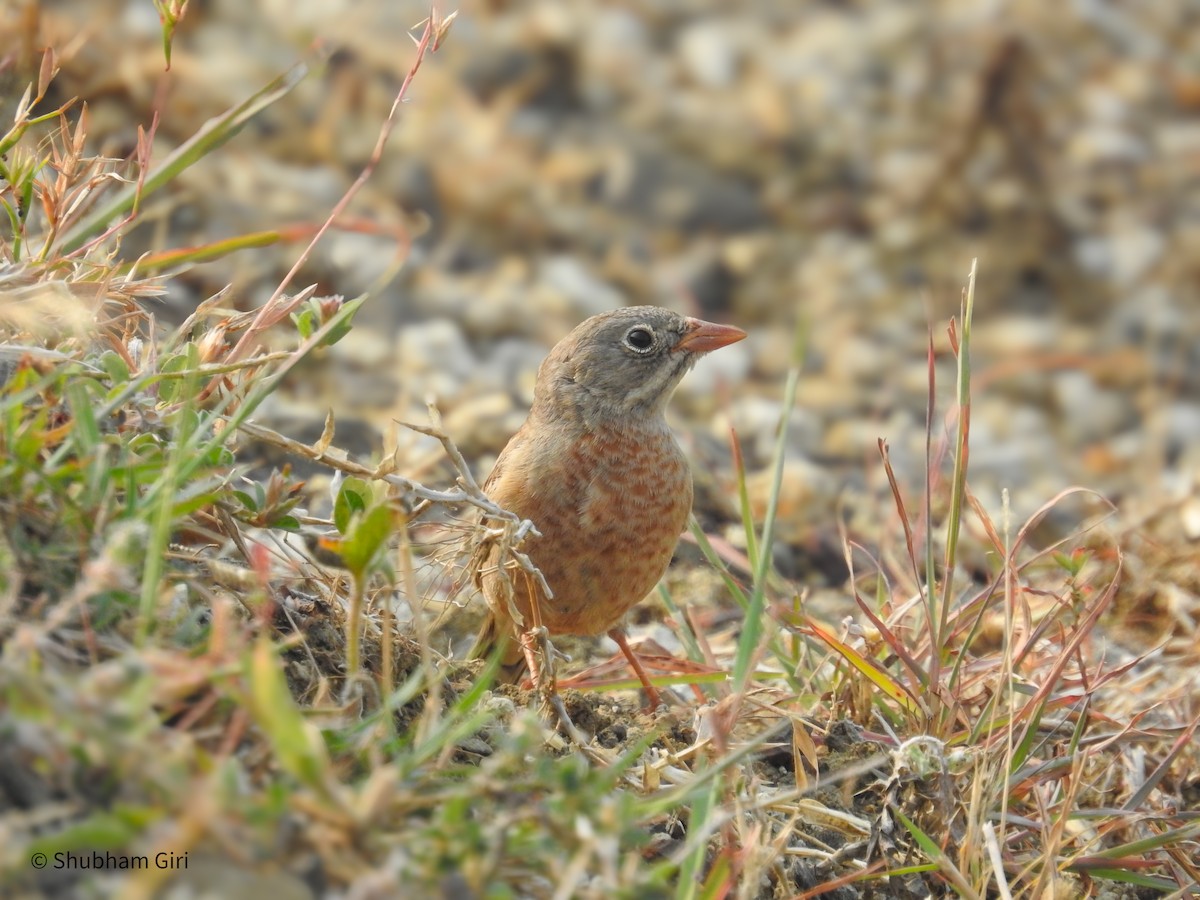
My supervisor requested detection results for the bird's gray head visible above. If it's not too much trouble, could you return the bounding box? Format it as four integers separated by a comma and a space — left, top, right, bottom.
532, 306, 745, 426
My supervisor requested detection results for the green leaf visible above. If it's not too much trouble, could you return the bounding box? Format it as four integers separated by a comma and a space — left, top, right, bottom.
99, 350, 130, 383
27, 810, 142, 857
333, 477, 370, 534
338, 502, 393, 575
65, 380, 101, 455
156, 352, 192, 404
315, 302, 358, 348
247, 638, 333, 793
13, 407, 48, 466
292, 307, 315, 340
172, 489, 220, 519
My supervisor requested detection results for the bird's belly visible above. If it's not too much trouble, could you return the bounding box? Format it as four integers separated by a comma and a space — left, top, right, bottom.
530, 428, 693, 636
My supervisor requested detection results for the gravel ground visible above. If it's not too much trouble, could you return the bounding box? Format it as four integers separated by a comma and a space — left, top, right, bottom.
17, 0, 1200, 576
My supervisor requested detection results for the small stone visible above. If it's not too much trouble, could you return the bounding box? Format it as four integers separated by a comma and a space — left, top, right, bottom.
1074, 223, 1165, 287
1145, 402, 1200, 460
973, 314, 1062, 355
485, 337, 550, 406
824, 333, 895, 384
1067, 126, 1148, 165
329, 326, 392, 368
677, 20, 742, 89
1051, 370, 1132, 444
1181, 496, 1200, 542
536, 255, 624, 320
396, 317, 477, 400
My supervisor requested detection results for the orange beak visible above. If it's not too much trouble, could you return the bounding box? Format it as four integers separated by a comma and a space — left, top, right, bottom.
673, 317, 747, 353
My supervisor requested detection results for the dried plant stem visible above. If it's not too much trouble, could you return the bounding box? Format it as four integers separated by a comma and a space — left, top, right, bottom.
237, 419, 525, 525
225, 8, 447, 369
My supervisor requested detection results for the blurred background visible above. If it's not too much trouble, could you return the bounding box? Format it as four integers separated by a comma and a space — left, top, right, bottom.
13, 0, 1200, 576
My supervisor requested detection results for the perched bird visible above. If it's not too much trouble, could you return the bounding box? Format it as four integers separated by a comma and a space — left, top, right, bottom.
470, 306, 746, 706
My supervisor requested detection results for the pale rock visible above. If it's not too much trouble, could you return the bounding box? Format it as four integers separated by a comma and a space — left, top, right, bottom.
1179, 496, 1200, 542
484, 337, 549, 408
974, 314, 1065, 355
677, 19, 743, 89
825, 333, 894, 384
1051, 370, 1131, 443
1074, 223, 1164, 287
536, 255, 624, 320
1067, 126, 1148, 165
396, 317, 477, 399
328, 321, 392, 368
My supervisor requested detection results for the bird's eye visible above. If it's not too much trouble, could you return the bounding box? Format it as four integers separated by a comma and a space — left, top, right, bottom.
623, 325, 656, 353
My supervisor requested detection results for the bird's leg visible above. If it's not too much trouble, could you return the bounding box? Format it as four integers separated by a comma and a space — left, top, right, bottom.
519, 570, 556, 696
518, 625, 551, 693
518, 574, 573, 739
608, 627, 664, 709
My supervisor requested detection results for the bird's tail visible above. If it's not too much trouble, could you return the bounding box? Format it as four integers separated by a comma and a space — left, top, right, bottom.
469, 612, 528, 685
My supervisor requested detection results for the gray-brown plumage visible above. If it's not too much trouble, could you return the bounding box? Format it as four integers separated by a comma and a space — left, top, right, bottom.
470, 306, 746, 705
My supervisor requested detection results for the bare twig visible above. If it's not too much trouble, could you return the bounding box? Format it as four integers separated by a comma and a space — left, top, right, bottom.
237, 419, 515, 521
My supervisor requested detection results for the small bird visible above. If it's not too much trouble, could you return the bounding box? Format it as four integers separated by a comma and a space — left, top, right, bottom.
470, 306, 746, 707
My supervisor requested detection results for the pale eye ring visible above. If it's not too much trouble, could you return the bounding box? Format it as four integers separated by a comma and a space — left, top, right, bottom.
623, 325, 656, 353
